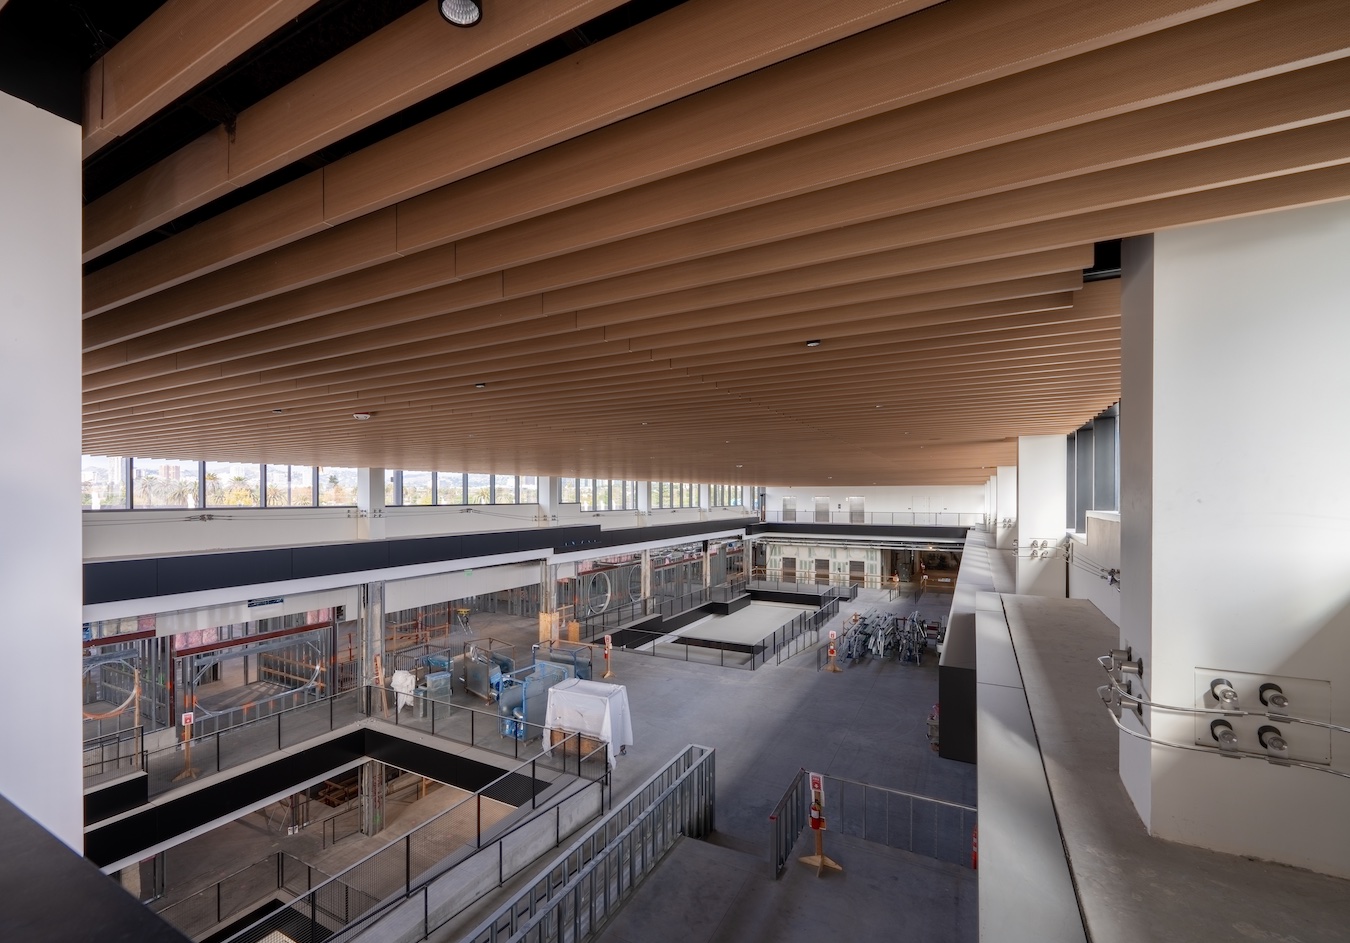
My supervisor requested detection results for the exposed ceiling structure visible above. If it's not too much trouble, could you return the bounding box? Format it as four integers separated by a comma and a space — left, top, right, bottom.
15, 0, 1350, 485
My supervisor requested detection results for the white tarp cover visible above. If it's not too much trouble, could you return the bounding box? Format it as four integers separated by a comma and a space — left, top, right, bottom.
390, 670, 416, 711
545, 679, 634, 768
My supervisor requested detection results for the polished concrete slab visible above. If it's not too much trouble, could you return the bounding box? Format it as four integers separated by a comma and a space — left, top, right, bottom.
594, 828, 976, 943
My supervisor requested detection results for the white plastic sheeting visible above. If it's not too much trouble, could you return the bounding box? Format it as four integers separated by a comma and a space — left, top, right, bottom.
545, 679, 634, 769
390, 669, 417, 711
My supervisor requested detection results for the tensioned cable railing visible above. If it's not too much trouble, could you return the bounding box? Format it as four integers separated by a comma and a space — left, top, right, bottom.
461, 744, 715, 943
769, 769, 976, 878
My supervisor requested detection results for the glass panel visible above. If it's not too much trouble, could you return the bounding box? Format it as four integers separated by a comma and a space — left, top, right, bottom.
595, 479, 610, 511
265, 465, 314, 507
385, 471, 399, 506
318, 467, 358, 506
650, 482, 660, 507
560, 478, 578, 504
402, 470, 433, 505
661, 482, 672, 508
436, 471, 465, 505
684, 483, 695, 507
579, 479, 593, 511
467, 473, 491, 504
203, 462, 261, 507
519, 476, 538, 504
82, 455, 127, 510
132, 457, 200, 508
493, 474, 517, 504
625, 481, 637, 509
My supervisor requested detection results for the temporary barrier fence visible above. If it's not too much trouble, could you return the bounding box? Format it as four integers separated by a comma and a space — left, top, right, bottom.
769, 768, 975, 878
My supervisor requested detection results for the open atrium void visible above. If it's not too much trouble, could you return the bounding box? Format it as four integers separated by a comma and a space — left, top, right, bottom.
1, 1, 1349, 941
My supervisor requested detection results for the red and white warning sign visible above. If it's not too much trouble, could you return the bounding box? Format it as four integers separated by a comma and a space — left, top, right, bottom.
808, 771, 826, 830
181, 711, 194, 727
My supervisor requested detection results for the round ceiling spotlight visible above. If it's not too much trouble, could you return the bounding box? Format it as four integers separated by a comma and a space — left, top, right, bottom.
805, 339, 822, 347
474, 382, 487, 389
438, 0, 482, 27
353, 412, 372, 421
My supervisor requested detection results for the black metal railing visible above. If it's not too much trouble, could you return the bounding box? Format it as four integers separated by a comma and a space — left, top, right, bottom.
140, 689, 361, 800
462, 745, 714, 943
769, 769, 976, 878
82, 725, 143, 784
220, 736, 610, 943
611, 591, 840, 670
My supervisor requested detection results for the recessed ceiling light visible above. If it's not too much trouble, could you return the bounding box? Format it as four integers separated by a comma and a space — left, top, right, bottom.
353, 412, 372, 421
736, 464, 743, 468
474, 382, 487, 389
272, 408, 284, 414
438, 0, 482, 28
805, 340, 821, 347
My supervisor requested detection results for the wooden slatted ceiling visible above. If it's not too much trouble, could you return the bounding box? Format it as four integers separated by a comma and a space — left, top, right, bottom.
79, 0, 1350, 485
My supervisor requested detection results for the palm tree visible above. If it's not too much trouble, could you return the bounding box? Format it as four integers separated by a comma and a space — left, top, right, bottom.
205, 471, 224, 506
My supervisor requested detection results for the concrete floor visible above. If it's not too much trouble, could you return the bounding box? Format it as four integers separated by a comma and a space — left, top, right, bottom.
137, 589, 976, 942
594, 830, 975, 943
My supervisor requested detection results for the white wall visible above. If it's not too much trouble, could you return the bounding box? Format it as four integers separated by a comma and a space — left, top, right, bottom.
764, 484, 985, 520
0, 92, 83, 849
1067, 513, 1120, 626
994, 466, 1017, 550
1014, 435, 1067, 597
385, 562, 541, 613
1124, 200, 1350, 877
83, 501, 755, 560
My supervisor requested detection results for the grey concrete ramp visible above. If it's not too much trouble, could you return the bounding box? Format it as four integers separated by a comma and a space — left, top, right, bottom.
594, 830, 975, 943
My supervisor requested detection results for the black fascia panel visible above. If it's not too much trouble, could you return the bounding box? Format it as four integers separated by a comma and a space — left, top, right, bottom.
291, 542, 391, 579
387, 535, 464, 567
155, 548, 294, 596
84, 559, 159, 605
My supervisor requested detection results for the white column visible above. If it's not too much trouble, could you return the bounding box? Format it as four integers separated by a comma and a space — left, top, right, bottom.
536, 476, 556, 524
1014, 436, 1067, 596
637, 480, 651, 519
357, 467, 387, 540
994, 465, 1017, 550
1120, 198, 1350, 879
0, 92, 82, 849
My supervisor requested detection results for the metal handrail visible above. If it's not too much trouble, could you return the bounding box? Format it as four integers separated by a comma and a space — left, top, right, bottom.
769, 768, 976, 878
462, 744, 715, 943
140, 689, 360, 799
218, 733, 609, 943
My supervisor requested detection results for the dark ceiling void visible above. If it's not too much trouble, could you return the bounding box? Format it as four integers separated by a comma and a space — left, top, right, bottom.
81, 0, 692, 275
0, 0, 166, 121
1084, 240, 1123, 282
